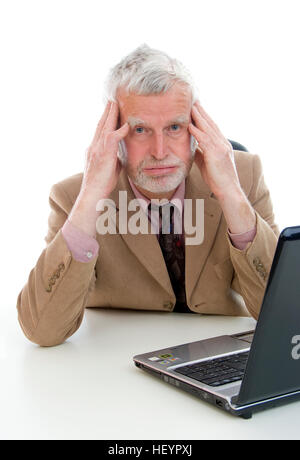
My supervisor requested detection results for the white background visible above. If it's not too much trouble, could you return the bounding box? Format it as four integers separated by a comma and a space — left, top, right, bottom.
0, 0, 300, 439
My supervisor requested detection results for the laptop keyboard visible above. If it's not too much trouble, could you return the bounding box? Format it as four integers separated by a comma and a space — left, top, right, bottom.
174, 351, 249, 387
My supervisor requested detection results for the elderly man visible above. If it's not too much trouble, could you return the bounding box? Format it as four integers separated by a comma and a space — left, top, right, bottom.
17, 44, 279, 347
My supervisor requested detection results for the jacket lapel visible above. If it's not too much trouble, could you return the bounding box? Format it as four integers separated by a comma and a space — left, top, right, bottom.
184, 163, 223, 305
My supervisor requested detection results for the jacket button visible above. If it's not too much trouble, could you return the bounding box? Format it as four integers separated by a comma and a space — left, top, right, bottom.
253, 257, 261, 266
258, 271, 267, 280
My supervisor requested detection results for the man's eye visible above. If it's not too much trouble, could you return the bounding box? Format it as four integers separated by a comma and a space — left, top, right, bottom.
135, 127, 144, 134
170, 124, 180, 132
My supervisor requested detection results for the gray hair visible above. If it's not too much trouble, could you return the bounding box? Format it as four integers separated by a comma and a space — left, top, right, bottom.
103, 44, 198, 103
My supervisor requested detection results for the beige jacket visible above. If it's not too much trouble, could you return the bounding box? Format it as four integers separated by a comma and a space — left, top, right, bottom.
17, 150, 280, 346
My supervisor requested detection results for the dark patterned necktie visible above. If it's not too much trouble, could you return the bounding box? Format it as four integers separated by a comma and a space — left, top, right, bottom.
149, 203, 192, 313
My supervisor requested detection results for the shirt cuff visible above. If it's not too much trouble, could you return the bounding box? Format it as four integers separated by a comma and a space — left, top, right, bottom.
62, 219, 99, 263
227, 225, 257, 250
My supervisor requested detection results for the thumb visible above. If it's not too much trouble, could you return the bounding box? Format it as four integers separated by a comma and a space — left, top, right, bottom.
195, 148, 205, 174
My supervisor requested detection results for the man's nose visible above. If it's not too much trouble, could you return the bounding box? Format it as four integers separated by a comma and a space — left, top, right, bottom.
151, 133, 168, 160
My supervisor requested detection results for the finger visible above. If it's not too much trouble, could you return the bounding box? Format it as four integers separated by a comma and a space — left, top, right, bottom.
110, 122, 130, 142
188, 123, 211, 151
96, 121, 129, 150
114, 122, 130, 141
91, 101, 112, 144
193, 104, 233, 153
191, 105, 217, 140
102, 101, 120, 133
194, 101, 222, 135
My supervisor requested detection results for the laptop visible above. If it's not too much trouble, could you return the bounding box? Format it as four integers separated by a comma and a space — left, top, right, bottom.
133, 226, 300, 419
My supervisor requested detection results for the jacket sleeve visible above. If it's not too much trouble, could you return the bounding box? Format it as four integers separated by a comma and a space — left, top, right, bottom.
16, 182, 98, 347
227, 154, 280, 320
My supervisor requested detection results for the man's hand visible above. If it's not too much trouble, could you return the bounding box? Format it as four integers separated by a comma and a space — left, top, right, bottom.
68, 101, 129, 237
188, 101, 240, 200
188, 101, 256, 235
82, 100, 129, 198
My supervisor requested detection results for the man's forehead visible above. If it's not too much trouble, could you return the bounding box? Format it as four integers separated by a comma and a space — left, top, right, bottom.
117, 84, 192, 124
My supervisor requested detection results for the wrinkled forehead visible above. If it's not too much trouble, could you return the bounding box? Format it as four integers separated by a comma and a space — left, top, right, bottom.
117, 83, 193, 125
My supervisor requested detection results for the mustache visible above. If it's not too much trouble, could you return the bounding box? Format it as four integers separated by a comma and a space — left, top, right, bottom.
139, 156, 183, 170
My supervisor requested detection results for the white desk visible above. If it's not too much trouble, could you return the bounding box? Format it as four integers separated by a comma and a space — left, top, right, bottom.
0, 307, 299, 440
